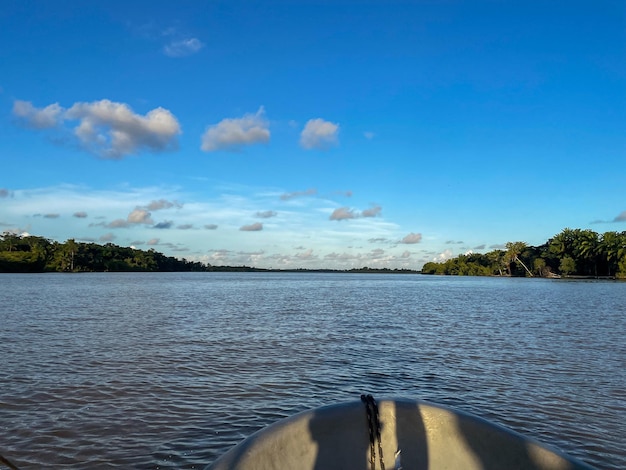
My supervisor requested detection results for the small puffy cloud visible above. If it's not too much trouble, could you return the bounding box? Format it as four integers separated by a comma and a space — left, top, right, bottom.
66, 100, 181, 158
256, 210, 277, 219
474, 244, 486, 250
280, 188, 317, 201
614, 211, 626, 222
73, 211, 88, 218
147, 238, 160, 245
154, 221, 173, 229
177, 224, 193, 230
240, 222, 263, 231
13, 100, 63, 129
361, 205, 382, 218
201, 107, 270, 152
127, 209, 154, 225
330, 207, 356, 221
163, 38, 204, 57
44, 213, 60, 219
300, 118, 339, 150
434, 249, 453, 262
401, 251, 411, 258
295, 249, 317, 261
364, 131, 375, 140
107, 219, 129, 228
0, 188, 13, 198
204, 224, 218, 230
401, 233, 422, 244
145, 199, 182, 211
108, 208, 157, 228
330, 205, 381, 221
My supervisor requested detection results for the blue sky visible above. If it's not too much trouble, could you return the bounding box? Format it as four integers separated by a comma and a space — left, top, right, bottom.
1, 1, 624, 269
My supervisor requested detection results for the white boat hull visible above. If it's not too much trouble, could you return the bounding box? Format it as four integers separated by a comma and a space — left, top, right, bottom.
208, 398, 594, 470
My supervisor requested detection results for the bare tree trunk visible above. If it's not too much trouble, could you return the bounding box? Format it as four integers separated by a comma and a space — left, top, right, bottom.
515, 256, 533, 277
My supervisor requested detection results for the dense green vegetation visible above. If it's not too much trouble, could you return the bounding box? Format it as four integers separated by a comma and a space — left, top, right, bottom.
0, 233, 211, 272
3, 228, 626, 277
422, 229, 626, 278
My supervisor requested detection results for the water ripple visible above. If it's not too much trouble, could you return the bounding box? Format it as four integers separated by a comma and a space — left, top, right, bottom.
0, 273, 624, 469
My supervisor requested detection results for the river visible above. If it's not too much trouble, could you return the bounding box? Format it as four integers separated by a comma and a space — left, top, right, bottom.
0, 272, 624, 469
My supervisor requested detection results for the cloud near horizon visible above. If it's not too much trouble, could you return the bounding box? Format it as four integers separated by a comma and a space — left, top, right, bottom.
201, 107, 270, 152
614, 210, 626, 222
107, 208, 154, 228
400, 232, 422, 244
329, 207, 356, 221
255, 210, 277, 218
329, 204, 382, 221
240, 222, 263, 231
144, 199, 182, 211
13, 99, 181, 159
300, 118, 339, 150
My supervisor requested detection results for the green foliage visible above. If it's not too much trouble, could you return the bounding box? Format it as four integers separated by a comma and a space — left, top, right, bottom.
421, 228, 626, 278
559, 256, 576, 276
0, 232, 212, 273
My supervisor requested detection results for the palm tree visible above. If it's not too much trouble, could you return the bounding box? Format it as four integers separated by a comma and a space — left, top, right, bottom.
599, 231, 620, 276
505, 241, 533, 277
573, 229, 599, 276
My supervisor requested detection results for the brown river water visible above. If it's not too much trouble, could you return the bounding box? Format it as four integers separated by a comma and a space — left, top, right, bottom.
1, 272, 624, 469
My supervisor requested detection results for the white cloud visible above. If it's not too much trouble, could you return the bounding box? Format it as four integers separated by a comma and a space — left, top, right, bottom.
256, 210, 277, 218
362, 205, 382, 218
434, 249, 453, 262
107, 208, 153, 228
201, 107, 270, 152
163, 38, 204, 57
127, 209, 154, 224
364, 131, 375, 140
300, 118, 339, 150
400, 232, 422, 244
240, 222, 263, 231
280, 188, 317, 201
14, 99, 181, 159
330, 205, 381, 221
329, 207, 356, 221
144, 199, 182, 211
13, 100, 63, 129
66, 100, 181, 158
614, 210, 626, 222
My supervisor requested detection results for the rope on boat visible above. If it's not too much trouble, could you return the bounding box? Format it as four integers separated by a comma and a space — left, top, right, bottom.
361, 394, 385, 470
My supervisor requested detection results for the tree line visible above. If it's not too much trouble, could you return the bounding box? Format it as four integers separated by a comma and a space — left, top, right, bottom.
421, 228, 626, 278
0, 233, 211, 272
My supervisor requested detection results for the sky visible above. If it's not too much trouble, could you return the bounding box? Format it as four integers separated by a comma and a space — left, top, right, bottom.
1, 1, 625, 270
